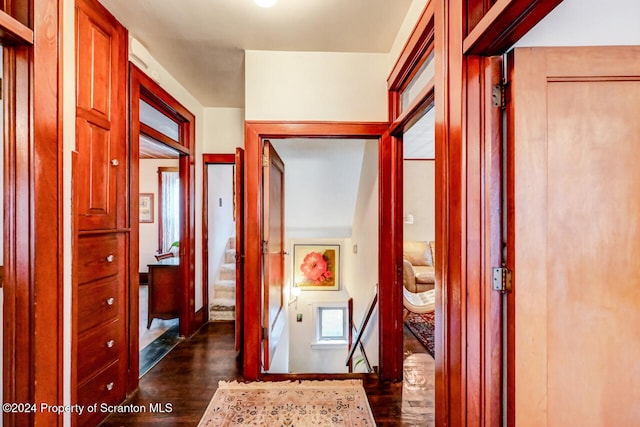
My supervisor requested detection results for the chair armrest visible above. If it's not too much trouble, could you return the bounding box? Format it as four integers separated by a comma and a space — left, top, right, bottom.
402, 259, 417, 292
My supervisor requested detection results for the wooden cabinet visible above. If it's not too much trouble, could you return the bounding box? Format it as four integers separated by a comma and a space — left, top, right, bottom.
75, 234, 127, 426
147, 258, 181, 328
74, 0, 128, 425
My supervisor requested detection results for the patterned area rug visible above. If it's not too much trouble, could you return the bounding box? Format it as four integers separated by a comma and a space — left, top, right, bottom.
405, 311, 435, 357
198, 380, 376, 426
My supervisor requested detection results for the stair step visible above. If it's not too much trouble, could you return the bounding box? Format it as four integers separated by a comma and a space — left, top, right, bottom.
210, 298, 235, 310
228, 237, 236, 250
214, 280, 235, 300
220, 263, 236, 280
224, 249, 236, 264
213, 280, 235, 291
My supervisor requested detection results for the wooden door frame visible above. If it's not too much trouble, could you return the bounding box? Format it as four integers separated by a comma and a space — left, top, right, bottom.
128, 64, 197, 391
243, 122, 391, 380
201, 153, 236, 326
433, 0, 563, 425
2, 1, 62, 426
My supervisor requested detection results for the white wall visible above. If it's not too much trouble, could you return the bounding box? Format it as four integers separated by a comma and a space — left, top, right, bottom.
207, 164, 235, 305
138, 158, 179, 272
515, 0, 640, 47
287, 238, 352, 373
344, 141, 379, 370
245, 51, 388, 122
404, 160, 435, 242
202, 107, 245, 154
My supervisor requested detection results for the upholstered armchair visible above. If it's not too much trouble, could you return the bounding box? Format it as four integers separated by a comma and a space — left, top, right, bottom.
402, 240, 435, 293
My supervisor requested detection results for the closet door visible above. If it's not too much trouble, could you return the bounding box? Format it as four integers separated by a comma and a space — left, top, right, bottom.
75, 0, 127, 231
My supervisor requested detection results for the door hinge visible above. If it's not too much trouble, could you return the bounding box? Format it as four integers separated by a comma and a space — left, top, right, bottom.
261, 240, 268, 254
262, 153, 269, 167
492, 267, 512, 293
492, 80, 507, 109
262, 326, 268, 339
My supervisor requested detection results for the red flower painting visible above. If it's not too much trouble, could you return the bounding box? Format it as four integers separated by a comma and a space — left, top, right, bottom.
300, 251, 332, 283
294, 245, 339, 289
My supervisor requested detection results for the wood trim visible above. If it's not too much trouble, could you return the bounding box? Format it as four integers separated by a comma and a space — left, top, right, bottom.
140, 123, 188, 155
201, 153, 236, 328
435, 0, 466, 425
128, 63, 142, 393
377, 130, 404, 382
0, 9, 32, 44
387, 0, 435, 91
388, 83, 434, 136
464, 55, 504, 426
463, 0, 563, 55
243, 121, 389, 381
3, 0, 61, 425
157, 166, 180, 252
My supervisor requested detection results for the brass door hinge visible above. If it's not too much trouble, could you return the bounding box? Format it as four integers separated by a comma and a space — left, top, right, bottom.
492, 267, 512, 293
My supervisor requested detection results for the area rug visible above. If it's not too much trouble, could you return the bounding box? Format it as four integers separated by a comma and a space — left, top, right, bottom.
198, 379, 376, 426
405, 311, 435, 357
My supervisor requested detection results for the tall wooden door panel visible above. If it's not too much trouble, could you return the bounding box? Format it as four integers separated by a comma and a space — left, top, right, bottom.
75, 0, 126, 231
507, 46, 640, 427
262, 141, 285, 371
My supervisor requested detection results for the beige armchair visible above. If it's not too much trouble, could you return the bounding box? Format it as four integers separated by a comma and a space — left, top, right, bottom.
402, 240, 435, 293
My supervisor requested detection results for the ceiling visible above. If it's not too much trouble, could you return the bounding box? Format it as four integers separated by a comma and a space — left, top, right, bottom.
100, 0, 413, 107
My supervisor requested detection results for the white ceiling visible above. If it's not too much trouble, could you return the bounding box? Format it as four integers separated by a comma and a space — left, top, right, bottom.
100, 0, 413, 107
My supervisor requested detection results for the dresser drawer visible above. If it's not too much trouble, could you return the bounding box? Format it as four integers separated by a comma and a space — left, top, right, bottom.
77, 234, 121, 284
77, 360, 125, 426
78, 276, 121, 333
77, 319, 122, 385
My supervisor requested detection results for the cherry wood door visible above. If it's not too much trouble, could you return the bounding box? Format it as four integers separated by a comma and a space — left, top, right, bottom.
75, 0, 127, 231
262, 141, 285, 371
235, 148, 245, 352
507, 46, 640, 427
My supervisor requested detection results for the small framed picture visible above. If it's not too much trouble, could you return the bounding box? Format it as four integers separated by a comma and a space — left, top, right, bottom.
293, 244, 340, 291
139, 193, 154, 223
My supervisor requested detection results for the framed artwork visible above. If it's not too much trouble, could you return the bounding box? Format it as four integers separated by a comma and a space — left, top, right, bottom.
293, 244, 340, 291
139, 193, 154, 223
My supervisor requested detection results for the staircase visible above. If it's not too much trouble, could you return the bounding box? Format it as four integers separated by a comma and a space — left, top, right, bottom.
209, 237, 236, 321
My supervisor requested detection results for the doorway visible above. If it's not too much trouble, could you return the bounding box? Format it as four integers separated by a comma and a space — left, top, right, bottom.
138, 138, 182, 376
242, 122, 394, 380
266, 137, 379, 374
128, 64, 196, 388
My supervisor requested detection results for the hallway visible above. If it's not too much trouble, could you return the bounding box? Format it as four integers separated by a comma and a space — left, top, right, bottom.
101, 322, 434, 426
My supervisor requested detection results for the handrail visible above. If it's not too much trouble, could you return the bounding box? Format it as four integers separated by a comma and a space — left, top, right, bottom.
346, 284, 378, 372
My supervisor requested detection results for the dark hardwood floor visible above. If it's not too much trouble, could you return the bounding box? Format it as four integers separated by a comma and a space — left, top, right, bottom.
100, 321, 434, 426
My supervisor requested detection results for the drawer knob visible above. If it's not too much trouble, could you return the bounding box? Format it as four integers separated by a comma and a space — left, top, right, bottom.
106, 382, 114, 391
106, 339, 115, 348
106, 254, 115, 263
110, 159, 119, 166
106, 297, 115, 306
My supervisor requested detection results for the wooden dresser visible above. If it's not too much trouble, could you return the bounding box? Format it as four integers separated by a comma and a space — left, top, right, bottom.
74, 0, 128, 425
147, 258, 181, 327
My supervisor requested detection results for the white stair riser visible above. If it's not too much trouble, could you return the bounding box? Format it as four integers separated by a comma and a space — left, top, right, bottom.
224, 250, 236, 264
219, 264, 236, 280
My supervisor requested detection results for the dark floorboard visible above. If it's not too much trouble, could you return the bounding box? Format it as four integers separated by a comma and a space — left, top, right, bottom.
100, 321, 433, 426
